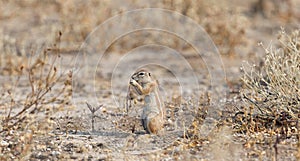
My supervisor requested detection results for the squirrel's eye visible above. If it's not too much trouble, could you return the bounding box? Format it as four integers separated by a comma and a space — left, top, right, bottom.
138, 72, 145, 76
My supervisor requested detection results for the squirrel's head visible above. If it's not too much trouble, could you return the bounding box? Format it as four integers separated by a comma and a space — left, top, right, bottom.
131, 69, 153, 84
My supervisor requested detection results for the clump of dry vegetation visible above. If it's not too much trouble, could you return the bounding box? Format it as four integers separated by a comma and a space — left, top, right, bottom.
159, 0, 250, 56
252, 0, 295, 20
242, 29, 299, 120
239, 29, 300, 159
0, 32, 72, 160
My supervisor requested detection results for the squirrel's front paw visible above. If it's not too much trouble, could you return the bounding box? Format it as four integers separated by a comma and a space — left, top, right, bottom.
130, 79, 138, 86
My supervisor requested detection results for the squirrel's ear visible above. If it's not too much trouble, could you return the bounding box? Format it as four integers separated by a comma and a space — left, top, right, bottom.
148, 73, 151, 76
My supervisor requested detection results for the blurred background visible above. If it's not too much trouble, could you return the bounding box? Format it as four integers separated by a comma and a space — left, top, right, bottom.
0, 0, 299, 58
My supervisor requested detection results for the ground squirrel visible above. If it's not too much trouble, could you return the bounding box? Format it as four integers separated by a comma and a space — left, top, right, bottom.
127, 69, 165, 134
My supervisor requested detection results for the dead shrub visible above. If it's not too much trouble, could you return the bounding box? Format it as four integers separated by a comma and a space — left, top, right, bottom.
162, 0, 249, 55
240, 29, 299, 134
0, 32, 72, 160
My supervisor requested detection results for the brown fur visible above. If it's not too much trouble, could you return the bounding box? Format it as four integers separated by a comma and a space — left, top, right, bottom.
127, 69, 165, 134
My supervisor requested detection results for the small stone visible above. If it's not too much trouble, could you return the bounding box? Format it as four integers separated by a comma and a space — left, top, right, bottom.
0, 140, 9, 146
51, 150, 61, 156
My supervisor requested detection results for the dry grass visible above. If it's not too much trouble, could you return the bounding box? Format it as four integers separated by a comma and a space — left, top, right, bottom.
110, 0, 250, 55
0, 0, 250, 56
0, 32, 72, 160
242, 29, 299, 118
240, 29, 300, 160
